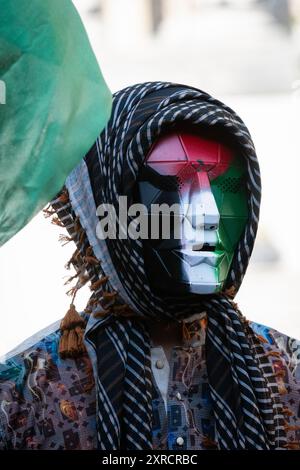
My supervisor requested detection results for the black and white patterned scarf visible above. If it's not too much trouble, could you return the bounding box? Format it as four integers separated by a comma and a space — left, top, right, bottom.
52, 82, 286, 450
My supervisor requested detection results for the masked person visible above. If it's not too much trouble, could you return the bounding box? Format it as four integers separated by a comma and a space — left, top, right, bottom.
0, 82, 299, 451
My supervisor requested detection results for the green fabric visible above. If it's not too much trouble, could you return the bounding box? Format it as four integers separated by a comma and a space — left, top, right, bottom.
0, 0, 112, 246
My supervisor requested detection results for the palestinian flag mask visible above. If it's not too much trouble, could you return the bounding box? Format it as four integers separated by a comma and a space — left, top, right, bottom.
135, 130, 249, 295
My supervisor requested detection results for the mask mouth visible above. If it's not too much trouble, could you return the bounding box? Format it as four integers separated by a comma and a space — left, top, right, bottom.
150, 236, 219, 251
173, 248, 221, 264
175, 241, 217, 252
192, 244, 216, 252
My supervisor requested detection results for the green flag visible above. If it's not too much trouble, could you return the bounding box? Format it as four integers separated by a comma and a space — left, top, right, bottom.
0, 0, 112, 246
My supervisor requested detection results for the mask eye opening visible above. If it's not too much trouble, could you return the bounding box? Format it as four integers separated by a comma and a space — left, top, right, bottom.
214, 176, 246, 193
138, 165, 180, 192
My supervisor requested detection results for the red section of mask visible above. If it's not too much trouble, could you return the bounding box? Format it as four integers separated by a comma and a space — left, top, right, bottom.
146, 132, 234, 183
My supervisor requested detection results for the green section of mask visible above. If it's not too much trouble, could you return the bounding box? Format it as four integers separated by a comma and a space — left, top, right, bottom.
0, 0, 112, 246
211, 161, 249, 290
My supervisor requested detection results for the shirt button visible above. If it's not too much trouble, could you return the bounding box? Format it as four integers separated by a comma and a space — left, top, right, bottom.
155, 359, 164, 369
176, 436, 184, 446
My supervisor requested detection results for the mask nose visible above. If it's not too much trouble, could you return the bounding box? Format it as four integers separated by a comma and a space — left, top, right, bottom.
183, 171, 220, 250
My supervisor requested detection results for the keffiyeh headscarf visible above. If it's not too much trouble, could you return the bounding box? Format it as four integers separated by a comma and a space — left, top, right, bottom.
50, 82, 286, 450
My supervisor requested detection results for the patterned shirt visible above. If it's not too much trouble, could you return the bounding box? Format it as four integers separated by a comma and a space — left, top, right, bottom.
0, 317, 300, 450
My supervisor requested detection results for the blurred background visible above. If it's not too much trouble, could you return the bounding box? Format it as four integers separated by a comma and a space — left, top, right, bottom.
0, 0, 299, 356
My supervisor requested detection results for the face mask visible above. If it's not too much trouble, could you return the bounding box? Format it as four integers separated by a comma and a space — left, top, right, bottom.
134, 131, 248, 295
